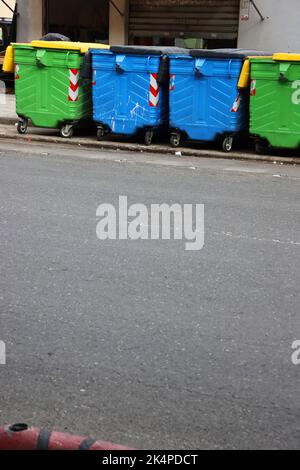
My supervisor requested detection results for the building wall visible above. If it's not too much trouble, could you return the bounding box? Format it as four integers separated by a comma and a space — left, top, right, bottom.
16, 0, 126, 45
12, 0, 300, 50
17, 0, 43, 42
238, 0, 300, 52
109, 0, 129, 45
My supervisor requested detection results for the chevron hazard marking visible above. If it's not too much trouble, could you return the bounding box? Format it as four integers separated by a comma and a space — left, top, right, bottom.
15, 64, 20, 80
231, 93, 241, 113
68, 69, 79, 102
250, 79, 257, 97
170, 74, 175, 91
149, 73, 159, 107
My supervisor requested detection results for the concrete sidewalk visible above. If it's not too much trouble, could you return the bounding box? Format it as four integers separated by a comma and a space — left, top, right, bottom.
0, 123, 299, 165
0, 94, 17, 123
0, 94, 299, 165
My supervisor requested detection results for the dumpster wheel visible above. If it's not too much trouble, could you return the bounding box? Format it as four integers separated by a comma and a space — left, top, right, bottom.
60, 124, 74, 139
144, 130, 154, 146
97, 126, 105, 141
255, 139, 269, 155
170, 132, 181, 148
17, 119, 28, 135
222, 136, 234, 153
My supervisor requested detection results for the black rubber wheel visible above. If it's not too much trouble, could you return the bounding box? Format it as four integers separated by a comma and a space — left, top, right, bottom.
170, 133, 181, 148
222, 136, 233, 153
255, 141, 268, 155
60, 125, 74, 139
17, 120, 28, 135
97, 127, 105, 141
144, 131, 153, 146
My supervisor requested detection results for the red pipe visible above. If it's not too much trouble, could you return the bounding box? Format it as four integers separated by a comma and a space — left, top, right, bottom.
0, 424, 133, 450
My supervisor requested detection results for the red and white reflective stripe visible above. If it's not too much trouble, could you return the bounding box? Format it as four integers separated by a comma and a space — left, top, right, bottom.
231, 93, 241, 113
250, 79, 257, 96
149, 73, 159, 107
15, 64, 20, 80
170, 74, 175, 91
92, 70, 97, 86
68, 69, 79, 102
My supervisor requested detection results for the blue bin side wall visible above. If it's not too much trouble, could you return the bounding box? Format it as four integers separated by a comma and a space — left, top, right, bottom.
169, 56, 248, 142
91, 51, 168, 136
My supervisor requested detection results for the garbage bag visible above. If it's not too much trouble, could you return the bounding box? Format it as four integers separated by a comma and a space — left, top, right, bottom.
40, 33, 71, 42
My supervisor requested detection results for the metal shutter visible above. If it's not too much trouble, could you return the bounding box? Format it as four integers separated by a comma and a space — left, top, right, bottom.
129, 0, 240, 40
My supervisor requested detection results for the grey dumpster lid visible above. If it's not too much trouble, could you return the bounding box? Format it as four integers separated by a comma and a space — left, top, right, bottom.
189, 49, 272, 59
110, 46, 189, 56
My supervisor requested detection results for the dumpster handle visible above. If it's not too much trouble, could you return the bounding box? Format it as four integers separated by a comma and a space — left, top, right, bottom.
147, 56, 153, 72
146, 55, 161, 73
228, 60, 232, 79
36, 49, 47, 67
194, 58, 204, 77
115, 54, 126, 73
66, 52, 72, 70
278, 62, 291, 83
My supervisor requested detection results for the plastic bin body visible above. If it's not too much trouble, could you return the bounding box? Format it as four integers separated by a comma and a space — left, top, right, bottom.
250, 55, 300, 149
91, 49, 168, 136
11, 42, 109, 129
13, 44, 90, 128
169, 53, 248, 143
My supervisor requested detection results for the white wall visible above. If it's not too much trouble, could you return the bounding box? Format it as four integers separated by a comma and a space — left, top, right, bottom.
0, 0, 15, 19
16, 0, 43, 42
238, 0, 300, 52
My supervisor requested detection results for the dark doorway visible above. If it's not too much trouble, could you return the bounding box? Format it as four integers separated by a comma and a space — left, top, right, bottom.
45, 0, 109, 43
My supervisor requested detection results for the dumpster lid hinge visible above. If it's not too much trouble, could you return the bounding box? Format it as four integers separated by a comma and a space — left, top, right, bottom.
109, 0, 125, 17
250, 0, 265, 21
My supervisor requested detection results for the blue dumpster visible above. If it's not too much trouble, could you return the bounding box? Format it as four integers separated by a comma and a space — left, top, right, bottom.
90, 46, 187, 145
169, 49, 266, 151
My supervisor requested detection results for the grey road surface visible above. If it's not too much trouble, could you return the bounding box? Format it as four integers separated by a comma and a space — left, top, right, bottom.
0, 141, 300, 450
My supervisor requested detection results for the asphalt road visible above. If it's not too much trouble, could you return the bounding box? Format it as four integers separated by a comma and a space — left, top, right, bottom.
0, 141, 300, 450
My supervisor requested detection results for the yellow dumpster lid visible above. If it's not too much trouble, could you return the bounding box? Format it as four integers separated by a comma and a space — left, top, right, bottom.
273, 53, 300, 62
11, 42, 32, 47
238, 59, 250, 89
238, 57, 272, 88
30, 41, 109, 54
248, 55, 273, 60
2, 45, 14, 72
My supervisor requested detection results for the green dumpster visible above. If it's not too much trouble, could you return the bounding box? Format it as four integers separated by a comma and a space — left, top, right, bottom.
250, 54, 300, 150
8, 41, 109, 137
